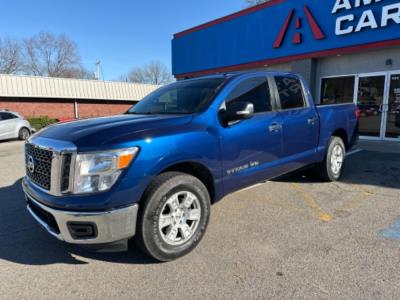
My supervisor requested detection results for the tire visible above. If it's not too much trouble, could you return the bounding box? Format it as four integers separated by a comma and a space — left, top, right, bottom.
18, 127, 30, 140
315, 136, 346, 182
135, 171, 211, 262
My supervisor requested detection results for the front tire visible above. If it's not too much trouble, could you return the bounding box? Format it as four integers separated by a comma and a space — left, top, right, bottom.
135, 172, 211, 262
18, 127, 30, 140
315, 136, 346, 181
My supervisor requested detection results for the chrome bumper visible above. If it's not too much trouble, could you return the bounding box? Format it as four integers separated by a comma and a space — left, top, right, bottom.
25, 193, 139, 245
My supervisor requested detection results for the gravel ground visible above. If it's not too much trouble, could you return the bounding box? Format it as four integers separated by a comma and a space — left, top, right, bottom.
0, 140, 399, 299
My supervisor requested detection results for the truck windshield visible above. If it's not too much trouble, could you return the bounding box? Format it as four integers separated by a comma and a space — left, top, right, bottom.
127, 78, 226, 115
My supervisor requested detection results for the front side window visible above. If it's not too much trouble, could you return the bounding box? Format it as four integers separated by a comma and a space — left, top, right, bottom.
128, 78, 226, 115
225, 77, 272, 113
275, 76, 306, 110
320, 76, 355, 105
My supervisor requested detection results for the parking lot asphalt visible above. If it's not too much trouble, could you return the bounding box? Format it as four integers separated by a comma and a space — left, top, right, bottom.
1, 140, 400, 299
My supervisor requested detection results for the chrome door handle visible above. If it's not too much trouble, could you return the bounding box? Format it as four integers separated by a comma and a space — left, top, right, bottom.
308, 117, 317, 125
269, 123, 282, 133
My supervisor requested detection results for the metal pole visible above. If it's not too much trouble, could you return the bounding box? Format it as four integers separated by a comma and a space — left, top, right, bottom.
74, 100, 79, 119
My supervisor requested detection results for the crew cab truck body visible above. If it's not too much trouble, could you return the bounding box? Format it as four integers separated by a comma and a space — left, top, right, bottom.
23, 72, 358, 261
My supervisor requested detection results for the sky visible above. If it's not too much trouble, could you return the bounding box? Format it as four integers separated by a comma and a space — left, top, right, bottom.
0, 0, 248, 80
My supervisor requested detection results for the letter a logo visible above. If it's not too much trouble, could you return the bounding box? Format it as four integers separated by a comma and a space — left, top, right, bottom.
273, 5, 326, 48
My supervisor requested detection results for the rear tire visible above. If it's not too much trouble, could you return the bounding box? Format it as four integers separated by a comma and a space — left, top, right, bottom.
315, 136, 346, 182
135, 171, 211, 262
18, 127, 30, 140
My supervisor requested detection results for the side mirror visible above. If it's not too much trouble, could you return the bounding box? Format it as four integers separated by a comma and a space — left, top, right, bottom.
222, 101, 255, 124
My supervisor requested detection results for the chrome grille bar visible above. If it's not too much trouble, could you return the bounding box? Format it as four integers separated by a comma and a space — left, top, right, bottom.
25, 136, 77, 196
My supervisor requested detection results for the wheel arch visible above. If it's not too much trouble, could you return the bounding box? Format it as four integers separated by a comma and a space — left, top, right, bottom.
331, 128, 348, 149
17, 126, 31, 139
157, 161, 216, 204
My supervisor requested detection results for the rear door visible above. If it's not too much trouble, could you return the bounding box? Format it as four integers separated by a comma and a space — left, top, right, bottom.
219, 75, 285, 194
273, 75, 319, 168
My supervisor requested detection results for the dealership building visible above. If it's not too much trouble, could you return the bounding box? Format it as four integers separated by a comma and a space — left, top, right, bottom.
172, 0, 400, 142
0, 74, 158, 119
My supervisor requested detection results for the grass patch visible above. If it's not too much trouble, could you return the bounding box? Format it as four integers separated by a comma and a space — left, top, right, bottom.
28, 116, 58, 131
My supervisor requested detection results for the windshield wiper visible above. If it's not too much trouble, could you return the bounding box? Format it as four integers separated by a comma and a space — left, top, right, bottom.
126, 111, 154, 115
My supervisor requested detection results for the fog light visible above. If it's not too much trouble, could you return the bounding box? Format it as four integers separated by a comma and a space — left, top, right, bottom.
67, 222, 97, 240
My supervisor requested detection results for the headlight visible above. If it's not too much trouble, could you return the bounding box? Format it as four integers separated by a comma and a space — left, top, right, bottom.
73, 147, 139, 194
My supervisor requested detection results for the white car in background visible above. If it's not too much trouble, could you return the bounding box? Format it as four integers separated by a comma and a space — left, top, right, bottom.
0, 110, 34, 141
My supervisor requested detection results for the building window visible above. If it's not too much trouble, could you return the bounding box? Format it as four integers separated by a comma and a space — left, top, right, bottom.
275, 76, 306, 109
226, 77, 272, 113
320, 76, 355, 105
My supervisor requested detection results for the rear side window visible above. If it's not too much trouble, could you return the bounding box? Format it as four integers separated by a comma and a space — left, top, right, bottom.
275, 76, 306, 110
226, 77, 272, 113
0, 112, 18, 120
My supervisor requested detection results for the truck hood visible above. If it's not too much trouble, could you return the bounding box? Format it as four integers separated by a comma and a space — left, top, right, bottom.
37, 114, 193, 149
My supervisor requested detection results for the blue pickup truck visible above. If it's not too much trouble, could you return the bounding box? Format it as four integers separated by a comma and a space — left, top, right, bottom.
23, 71, 358, 261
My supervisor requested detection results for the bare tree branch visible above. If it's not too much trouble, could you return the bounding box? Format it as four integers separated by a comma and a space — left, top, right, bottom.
0, 37, 22, 74
22, 32, 83, 78
126, 61, 173, 85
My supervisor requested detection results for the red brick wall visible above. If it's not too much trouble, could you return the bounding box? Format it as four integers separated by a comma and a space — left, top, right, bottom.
0, 100, 75, 119
77, 102, 133, 118
0, 99, 135, 119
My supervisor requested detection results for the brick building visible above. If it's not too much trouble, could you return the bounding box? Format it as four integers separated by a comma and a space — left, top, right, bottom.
0, 74, 159, 119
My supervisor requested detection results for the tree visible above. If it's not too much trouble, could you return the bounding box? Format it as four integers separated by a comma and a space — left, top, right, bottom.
23, 32, 83, 78
0, 37, 22, 74
127, 61, 173, 85
245, 0, 269, 6
61, 67, 96, 80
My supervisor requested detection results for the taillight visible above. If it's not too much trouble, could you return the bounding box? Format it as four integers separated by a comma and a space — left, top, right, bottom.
355, 108, 361, 121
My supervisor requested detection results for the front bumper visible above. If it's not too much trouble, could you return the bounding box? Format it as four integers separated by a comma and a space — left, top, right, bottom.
23, 187, 139, 245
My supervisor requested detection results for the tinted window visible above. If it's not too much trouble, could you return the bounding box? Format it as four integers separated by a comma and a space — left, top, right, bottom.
275, 76, 306, 109
226, 77, 272, 113
128, 78, 226, 115
320, 76, 355, 105
0, 112, 17, 120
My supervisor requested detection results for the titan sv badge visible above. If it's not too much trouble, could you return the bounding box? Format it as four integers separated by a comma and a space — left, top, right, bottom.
227, 161, 260, 175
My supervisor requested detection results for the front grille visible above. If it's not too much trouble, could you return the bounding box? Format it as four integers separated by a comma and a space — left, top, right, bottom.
61, 154, 72, 192
25, 143, 53, 190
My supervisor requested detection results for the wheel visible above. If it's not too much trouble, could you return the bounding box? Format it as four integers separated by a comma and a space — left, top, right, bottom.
18, 127, 30, 140
135, 171, 211, 262
315, 136, 346, 182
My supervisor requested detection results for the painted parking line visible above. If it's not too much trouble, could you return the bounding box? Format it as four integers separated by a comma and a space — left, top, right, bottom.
291, 183, 333, 222
333, 184, 373, 214
347, 149, 363, 157
237, 181, 318, 220
380, 218, 400, 241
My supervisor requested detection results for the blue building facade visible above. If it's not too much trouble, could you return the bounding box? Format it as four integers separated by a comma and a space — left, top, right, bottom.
172, 0, 400, 141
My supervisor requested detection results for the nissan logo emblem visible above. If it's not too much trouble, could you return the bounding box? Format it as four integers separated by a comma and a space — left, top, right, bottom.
27, 155, 35, 174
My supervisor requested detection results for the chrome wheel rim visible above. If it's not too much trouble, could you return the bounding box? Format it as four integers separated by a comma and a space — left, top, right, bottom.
330, 145, 344, 175
158, 191, 201, 246
21, 129, 29, 140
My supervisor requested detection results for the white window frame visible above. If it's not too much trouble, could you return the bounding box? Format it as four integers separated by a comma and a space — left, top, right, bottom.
318, 74, 357, 107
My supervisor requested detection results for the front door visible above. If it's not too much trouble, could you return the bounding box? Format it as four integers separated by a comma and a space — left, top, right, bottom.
384, 73, 400, 140
219, 75, 284, 194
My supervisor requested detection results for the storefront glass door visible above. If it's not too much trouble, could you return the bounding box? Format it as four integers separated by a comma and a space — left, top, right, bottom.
357, 75, 386, 138
355, 72, 400, 141
384, 74, 400, 140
